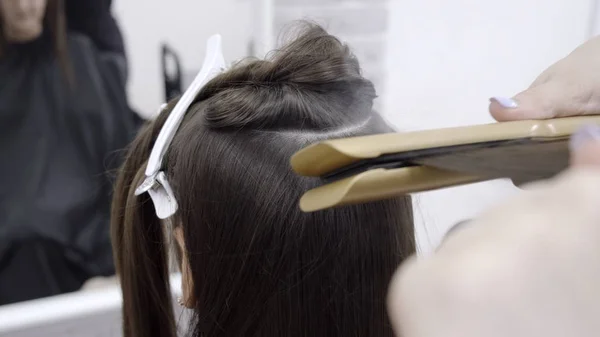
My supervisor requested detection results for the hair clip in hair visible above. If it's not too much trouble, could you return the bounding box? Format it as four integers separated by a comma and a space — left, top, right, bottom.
135, 34, 226, 219
135, 175, 159, 195
134, 172, 177, 219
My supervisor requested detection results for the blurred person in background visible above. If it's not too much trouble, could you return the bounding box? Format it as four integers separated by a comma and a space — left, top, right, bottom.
0, 0, 138, 305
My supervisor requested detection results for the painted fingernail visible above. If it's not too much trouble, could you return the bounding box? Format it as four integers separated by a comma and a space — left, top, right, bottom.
570, 124, 600, 151
490, 97, 518, 109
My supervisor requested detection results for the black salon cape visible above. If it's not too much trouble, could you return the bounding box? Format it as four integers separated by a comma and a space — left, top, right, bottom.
65, 0, 126, 57
0, 33, 138, 305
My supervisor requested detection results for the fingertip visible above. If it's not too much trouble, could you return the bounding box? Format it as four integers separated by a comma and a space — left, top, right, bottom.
571, 141, 600, 167
489, 100, 556, 122
570, 125, 600, 167
489, 100, 514, 122
489, 96, 531, 122
491, 97, 518, 109
489, 100, 501, 121
490, 85, 559, 121
489, 99, 530, 122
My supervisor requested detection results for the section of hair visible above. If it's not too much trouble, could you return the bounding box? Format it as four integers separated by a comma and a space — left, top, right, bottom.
196, 23, 376, 131
110, 104, 177, 337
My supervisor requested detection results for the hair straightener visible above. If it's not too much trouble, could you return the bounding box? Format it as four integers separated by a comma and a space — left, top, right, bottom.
290, 116, 600, 212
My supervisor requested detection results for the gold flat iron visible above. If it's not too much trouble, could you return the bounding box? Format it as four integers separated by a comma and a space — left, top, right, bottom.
291, 116, 600, 212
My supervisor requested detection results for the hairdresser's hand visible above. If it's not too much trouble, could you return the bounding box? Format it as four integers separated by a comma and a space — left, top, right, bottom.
490, 35, 600, 121
388, 126, 600, 337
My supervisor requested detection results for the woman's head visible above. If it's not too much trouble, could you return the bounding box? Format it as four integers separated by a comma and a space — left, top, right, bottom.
0, 0, 46, 42
112, 24, 415, 337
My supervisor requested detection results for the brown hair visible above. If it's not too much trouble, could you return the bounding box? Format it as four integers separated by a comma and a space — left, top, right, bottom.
112, 23, 415, 337
0, 0, 73, 84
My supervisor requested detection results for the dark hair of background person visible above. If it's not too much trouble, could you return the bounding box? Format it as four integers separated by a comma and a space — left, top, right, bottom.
0, 0, 73, 84
111, 23, 415, 337
64, 0, 126, 56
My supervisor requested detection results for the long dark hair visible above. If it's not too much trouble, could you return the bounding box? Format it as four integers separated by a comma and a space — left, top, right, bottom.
0, 0, 73, 84
112, 23, 415, 337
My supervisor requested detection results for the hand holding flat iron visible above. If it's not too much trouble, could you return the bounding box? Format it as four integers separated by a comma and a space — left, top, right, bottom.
490, 35, 600, 121
388, 35, 600, 337
387, 129, 600, 337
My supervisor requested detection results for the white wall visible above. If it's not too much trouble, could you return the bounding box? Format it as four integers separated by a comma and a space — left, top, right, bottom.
384, 0, 595, 252
112, 0, 254, 117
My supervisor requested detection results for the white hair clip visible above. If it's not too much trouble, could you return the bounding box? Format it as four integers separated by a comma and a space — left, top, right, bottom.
134, 34, 226, 219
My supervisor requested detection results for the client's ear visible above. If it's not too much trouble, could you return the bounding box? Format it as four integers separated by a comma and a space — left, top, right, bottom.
174, 227, 195, 308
